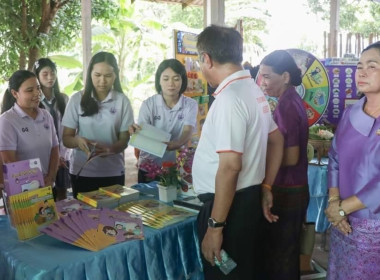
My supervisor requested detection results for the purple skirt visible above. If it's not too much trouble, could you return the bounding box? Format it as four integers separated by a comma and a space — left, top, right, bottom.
327, 216, 380, 280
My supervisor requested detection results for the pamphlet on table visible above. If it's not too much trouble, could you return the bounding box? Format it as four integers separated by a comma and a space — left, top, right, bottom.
41, 208, 144, 251
118, 199, 196, 229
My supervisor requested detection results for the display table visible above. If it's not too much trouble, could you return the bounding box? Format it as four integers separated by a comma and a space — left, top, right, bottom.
0, 213, 204, 280
306, 159, 330, 233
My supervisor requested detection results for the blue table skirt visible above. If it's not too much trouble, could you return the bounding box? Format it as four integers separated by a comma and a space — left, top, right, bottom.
0, 215, 204, 280
307, 161, 330, 232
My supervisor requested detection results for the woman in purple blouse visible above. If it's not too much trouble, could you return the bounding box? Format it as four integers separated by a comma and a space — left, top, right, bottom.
259, 50, 309, 280
325, 42, 380, 279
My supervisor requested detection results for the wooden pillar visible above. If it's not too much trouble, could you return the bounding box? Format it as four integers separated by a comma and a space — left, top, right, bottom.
324, 31, 327, 59
203, 0, 225, 27
81, 0, 92, 81
329, 0, 339, 57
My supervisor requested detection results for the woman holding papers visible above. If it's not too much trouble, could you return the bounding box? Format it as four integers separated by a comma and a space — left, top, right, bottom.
130, 59, 198, 183
62, 52, 134, 198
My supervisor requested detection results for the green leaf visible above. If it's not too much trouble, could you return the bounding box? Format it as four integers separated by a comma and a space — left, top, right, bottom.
48, 55, 82, 69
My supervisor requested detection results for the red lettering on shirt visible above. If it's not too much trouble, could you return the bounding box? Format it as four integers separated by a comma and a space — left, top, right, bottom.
256, 96, 266, 103
263, 105, 269, 113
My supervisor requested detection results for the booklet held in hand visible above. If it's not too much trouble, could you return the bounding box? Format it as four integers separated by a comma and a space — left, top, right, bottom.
129, 123, 171, 158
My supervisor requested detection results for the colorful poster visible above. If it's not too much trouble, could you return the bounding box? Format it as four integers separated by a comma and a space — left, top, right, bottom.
174, 29, 208, 141
287, 49, 330, 126
319, 63, 360, 125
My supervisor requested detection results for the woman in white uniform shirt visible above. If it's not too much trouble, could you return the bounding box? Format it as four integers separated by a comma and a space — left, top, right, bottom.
62, 52, 134, 198
33, 58, 70, 201
131, 59, 198, 183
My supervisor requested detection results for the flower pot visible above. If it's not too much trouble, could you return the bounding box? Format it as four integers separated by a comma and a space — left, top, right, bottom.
308, 139, 331, 164
157, 184, 177, 203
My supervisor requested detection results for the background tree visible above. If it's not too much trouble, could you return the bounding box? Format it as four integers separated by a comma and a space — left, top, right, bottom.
307, 0, 380, 55
0, 0, 117, 80
225, 0, 269, 63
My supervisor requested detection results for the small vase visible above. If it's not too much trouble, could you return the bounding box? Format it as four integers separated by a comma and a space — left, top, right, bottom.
157, 184, 177, 203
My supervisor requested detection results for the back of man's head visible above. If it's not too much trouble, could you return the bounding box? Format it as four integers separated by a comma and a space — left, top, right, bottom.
197, 25, 243, 65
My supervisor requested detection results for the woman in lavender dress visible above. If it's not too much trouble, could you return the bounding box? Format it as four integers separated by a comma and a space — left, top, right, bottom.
325, 41, 380, 279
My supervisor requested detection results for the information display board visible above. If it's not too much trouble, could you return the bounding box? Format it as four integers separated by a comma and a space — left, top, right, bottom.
174, 30, 208, 140
319, 58, 360, 125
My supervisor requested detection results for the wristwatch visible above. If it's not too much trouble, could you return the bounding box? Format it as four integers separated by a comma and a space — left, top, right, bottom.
208, 217, 226, 228
338, 200, 346, 217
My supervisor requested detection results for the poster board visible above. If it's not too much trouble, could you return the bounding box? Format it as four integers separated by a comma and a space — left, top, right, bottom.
320, 57, 360, 125
174, 30, 208, 143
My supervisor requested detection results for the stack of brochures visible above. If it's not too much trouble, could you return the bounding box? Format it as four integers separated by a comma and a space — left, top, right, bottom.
77, 190, 119, 209
41, 208, 144, 251
55, 197, 94, 217
8, 186, 58, 240
118, 199, 196, 229
77, 185, 139, 209
99, 184, 140, 204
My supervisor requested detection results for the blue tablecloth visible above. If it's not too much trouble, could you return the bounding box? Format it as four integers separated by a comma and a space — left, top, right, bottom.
307, 159, 330, 232
0, 214, 204, 280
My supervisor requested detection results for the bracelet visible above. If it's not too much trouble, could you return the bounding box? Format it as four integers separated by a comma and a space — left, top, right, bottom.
328, 195, 340, 203
262, 183, 272, 191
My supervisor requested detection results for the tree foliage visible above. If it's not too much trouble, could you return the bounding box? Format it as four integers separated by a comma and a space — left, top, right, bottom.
306, 0, 380, 35
0, 0, 117, 80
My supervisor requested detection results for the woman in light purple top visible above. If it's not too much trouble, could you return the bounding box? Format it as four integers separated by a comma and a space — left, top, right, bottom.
259, 50, 309, 280
325, 42, 380, 279
0, 70, 59, 189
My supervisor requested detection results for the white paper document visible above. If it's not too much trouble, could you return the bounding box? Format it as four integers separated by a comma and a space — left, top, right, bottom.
129, 123, 171, 158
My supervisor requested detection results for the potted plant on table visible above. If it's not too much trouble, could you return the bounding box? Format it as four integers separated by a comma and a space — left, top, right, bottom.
140, 160, 179, 203
308, 124, 335, 164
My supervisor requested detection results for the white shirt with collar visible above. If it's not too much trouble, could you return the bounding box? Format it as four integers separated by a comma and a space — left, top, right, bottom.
192, 70, 278, 194
40, 91, 70, 160
137, 93, 198, 165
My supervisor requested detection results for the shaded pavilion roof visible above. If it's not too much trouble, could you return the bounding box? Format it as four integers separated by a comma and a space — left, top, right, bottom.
131, 0, 203, 8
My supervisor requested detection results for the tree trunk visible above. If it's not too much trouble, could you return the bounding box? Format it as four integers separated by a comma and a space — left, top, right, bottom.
19, 0, 28, 70
329, 0, 339, 57
27, 0, 70, 70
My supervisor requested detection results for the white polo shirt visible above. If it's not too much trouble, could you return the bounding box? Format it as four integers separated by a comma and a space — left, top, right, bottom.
62, 90, 134, 177
0, 104, 59, 175
192, 70, 278, 194
41, 92, 71, 160
137, 94, 198, 165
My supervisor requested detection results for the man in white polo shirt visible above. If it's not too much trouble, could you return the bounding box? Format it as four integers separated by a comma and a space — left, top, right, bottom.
192, 25, 283, 279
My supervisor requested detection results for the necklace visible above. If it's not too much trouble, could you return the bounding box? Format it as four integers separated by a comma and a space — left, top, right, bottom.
364, 104, 380, 117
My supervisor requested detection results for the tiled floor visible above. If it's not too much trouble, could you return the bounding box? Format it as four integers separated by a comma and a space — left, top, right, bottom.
301, 230, 330, 280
